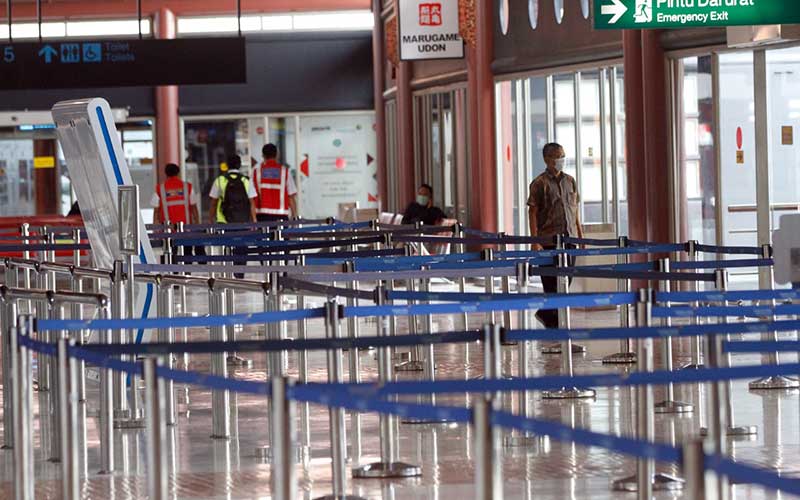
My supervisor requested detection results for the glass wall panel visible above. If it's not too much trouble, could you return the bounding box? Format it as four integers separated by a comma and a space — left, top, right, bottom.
580, 70, 603, 223
0, 139, 35, 216
677, 56, 716, 246
553, 74, 577, 179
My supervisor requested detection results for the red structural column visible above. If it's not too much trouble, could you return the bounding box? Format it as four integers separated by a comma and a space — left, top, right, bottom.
396, 60, 416, 205
467, 0, 497, 233
641, 30, 671, 244
623, 30, 647, 243
371, 0, 387, 209
154, 7, 180, 183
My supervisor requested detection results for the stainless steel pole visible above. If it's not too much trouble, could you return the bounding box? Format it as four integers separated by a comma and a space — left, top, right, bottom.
98, 307, 115, 473
603, 236, 636, 364
209, 287, 230, 440
473, 396, 502, 500
57, 338, 79, 499
156, 280, 176, 426
271, 377, 296, 500
144, 357, 168, 500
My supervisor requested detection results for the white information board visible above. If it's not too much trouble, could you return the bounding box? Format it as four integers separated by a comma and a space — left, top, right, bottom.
399, 0, 464, 61
52, 97, 157, 341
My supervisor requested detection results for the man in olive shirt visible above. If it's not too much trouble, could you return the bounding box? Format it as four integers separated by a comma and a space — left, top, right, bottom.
528, 143, 584, 328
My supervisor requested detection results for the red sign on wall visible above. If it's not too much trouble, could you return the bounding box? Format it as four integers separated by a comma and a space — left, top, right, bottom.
419, 3, 443, 26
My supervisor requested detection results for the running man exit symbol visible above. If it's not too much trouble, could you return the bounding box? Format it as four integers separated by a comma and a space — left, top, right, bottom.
419, 3, 442, 26
634, 0, 652, 23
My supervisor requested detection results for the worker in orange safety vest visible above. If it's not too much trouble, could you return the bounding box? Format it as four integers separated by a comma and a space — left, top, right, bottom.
151, 163, 204, 261
252, 143, 298, 222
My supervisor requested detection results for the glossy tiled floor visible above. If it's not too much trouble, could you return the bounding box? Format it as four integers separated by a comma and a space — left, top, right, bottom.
1, 278, 799, 499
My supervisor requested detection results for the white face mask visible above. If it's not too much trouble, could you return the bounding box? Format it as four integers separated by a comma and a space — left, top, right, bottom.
553, 158, 566, 172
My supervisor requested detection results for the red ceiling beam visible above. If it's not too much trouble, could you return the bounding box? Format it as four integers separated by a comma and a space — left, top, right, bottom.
8, 0, 371, 21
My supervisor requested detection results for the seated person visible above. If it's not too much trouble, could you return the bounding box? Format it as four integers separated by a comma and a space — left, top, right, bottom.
402, 183, 446, 226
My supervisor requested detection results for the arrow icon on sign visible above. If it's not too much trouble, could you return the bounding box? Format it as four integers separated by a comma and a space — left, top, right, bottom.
601, 0, 628, 24
38, 45, 58, 63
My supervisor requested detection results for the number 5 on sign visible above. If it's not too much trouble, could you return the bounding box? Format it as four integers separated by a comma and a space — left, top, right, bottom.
3, 47, 14, 63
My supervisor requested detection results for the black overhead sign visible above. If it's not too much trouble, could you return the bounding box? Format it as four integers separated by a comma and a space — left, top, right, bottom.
0, 37, 247, 90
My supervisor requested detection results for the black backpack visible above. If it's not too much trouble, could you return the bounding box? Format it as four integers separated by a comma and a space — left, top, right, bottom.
220, 173, 251, 223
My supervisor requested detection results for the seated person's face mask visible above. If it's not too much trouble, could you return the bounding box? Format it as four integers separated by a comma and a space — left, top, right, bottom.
416, 194, 430, 206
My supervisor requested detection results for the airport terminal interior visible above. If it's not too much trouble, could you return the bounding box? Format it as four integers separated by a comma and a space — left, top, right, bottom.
2, 0, 800, 499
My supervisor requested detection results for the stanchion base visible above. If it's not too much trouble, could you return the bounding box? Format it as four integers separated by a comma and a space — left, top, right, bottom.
352, 462, 422, 478
114, 417, 145, 430
226, 355, 254, 369
313, 496, 368, 500
681, 363, 705, 370
394, 360, 425, 372
501, 340, 518, 347
542, 387, 596, 400
654, 400, 694, 414
748, 376, 800, 391
392, 352, 412, 363
114, 409, 131, 420
700, 425, 758, 437
254, 445, 309, 463
601, 352, 637, 364
541, 343, 587, 355
611, 473, 685, 492
504, 434, 551, 451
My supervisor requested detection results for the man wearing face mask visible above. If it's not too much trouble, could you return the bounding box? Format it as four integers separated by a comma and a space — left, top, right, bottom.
402, 183, 446, 226
528, 143, 584, 329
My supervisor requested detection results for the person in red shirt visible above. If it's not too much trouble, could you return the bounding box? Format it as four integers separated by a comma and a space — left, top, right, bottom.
252, 143, 298, 222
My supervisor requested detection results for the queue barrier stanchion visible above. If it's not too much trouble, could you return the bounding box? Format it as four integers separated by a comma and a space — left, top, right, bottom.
344, 260, 362, 461
396, 249, 423, 372
57, 337, 80, 500
748, 243, 800, 391
654, 258, 693, 414
613, 290, 684, 495
143, 357, 168, 500
156, 277, 176, 426
98, 307, 115, 473
542, 251, 595, 400
682, 439, 714, 500
46, 299, 63, 463
541, 235, 587, 356
315, 300, 366, 500
603, 236, 637, 364
13, 316, 34, 500
293, 259, 312, 462
256, 272, 281, 462
682, 240, 706, 370
700, 269, 757, 439
209, 284, 231, 440
110, 260, 133, 425
1, 290, 15, 450
271, 376, 297, 500
473, 396, 502, 500
352, 284, 422, 479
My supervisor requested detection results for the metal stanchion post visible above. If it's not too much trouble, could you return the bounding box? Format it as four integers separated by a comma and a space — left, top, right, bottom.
57, 338, 79, 499
110, 260, 130, 421
314, 301, 366, 500
396, 267, 423, 373
682, 439, 714, 500
603, 236, 637, 364
156, 279, 176, 426
144, 357, 168, 500
701, 270, 757, 438
542, 252, 595, 400
542, 236, 586, 355
473, 396, 502, 500
47, 301, 63, 463
256, 273, 286, 462
613, 290, 683, 493
344, 261, 362, 461
654, 258, 693, 414
454, 223, 470, 333
271, 377, 297, 500
13, 317, 35, 500
482, 249, 496, 324
98, 307, 115, 474
209, 285, 231, 440
749, 244, 800, 390
353, 285, 421, 479
1, 295, 14, 450
682, 240, 705, 370
293, 261, 312, 461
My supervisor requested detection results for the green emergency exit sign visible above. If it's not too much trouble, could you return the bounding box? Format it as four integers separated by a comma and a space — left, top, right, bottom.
594, 0, 795, 30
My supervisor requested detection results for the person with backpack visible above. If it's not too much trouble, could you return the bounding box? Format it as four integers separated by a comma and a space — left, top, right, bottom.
208, 154, 257, 224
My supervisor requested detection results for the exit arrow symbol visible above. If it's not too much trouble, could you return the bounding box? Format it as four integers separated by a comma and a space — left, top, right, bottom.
38, 45, 58, 64
601, 0, 628, 24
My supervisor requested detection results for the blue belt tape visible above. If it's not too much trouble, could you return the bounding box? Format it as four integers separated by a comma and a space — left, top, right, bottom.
344, 293, 637, 318
0, 243, 91, 252
723, 340, 800, 353
653, 303, 800, 319
387, 290, 632, 306
491, 410, 681, 463
174, 254, 298, 264
657, 289, 800, 304
505, 318, 800, 343
695, 243, 764, 256
351, 252, 484, 272
37, 307, 327, 332
706, 456, 800, 496
156, 365, 270, 396
671, 258, 773, 270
